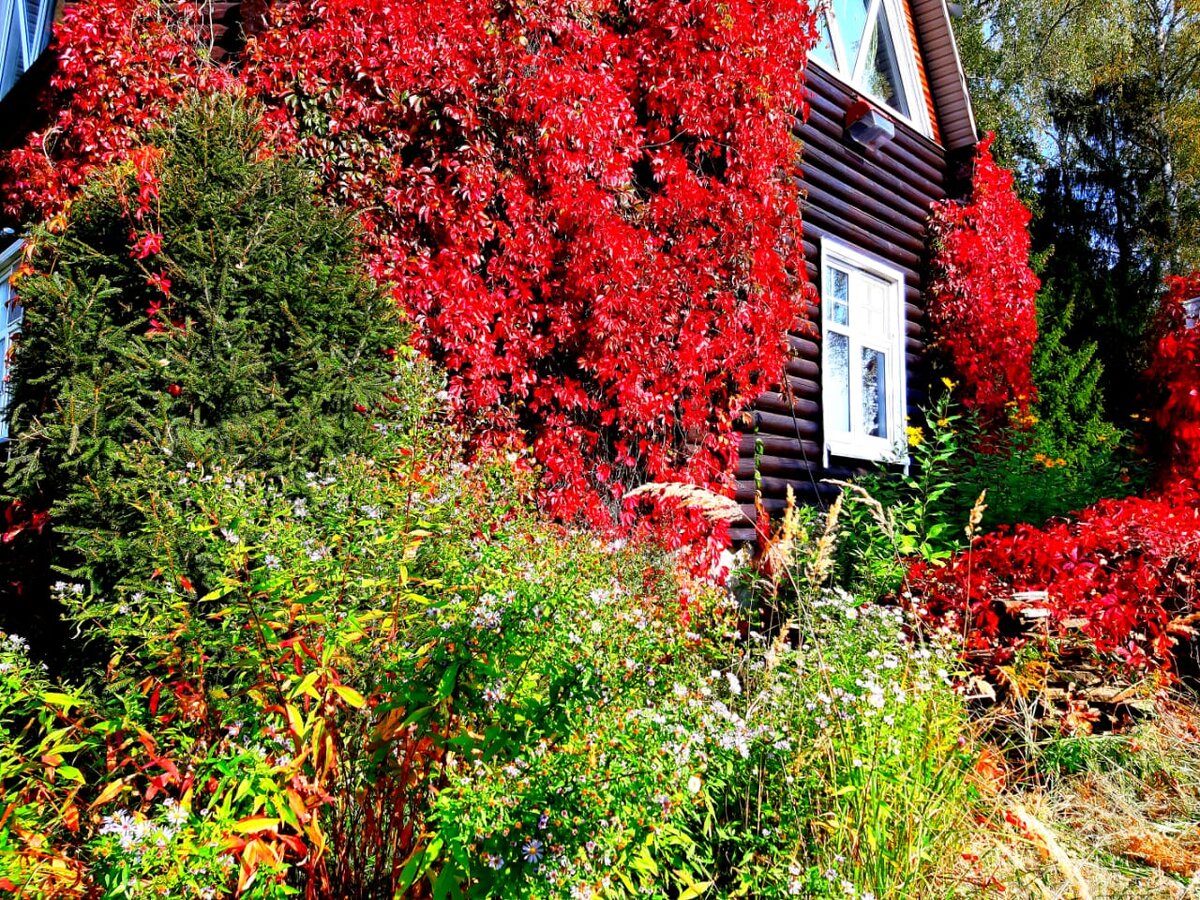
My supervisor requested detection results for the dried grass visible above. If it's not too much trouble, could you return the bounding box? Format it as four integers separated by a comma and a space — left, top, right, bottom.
623, 481, 746, 522
954, 693, 1200, 899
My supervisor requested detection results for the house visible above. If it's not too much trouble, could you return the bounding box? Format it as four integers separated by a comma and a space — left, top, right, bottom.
731, 0, 978, 540
0, 0, 978, 506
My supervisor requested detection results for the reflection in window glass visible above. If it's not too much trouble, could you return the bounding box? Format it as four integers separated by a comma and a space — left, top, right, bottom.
827, 332, 851, 434
861, 347, 887, 437
828, 268, 850, 326
833, 0, 872, 74
862, 3, 910, 116
812, 12, 838, 70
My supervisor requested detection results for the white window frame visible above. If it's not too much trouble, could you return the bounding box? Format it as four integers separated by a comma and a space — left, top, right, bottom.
810, 0, 934, 140
0, 239, 23, 443
820, 236, 908, 465
1183, 296, 1200, 330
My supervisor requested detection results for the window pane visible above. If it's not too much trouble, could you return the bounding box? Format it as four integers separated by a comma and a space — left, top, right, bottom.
1184, 297, 1200, 330
827, 332, 851, 434
861, 347, 887, 438
827, 267, 850, 326
832, 0, 872, 73
861, 3, 910, 116
811, 12, 838, 70
860, 276, 889, 337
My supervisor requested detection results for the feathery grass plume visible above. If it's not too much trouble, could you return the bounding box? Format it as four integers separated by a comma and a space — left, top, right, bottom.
624, 482, 746, 523
824, 478, 893, 537
807, 490, 844, 584
966, 489, 989, 540
761, 486, 804, 579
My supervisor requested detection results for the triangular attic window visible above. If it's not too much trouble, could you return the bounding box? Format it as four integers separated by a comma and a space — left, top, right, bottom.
810, 0, 926, 131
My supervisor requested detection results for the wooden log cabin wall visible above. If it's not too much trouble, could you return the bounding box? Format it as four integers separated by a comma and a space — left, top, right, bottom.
731, 0, 978, 542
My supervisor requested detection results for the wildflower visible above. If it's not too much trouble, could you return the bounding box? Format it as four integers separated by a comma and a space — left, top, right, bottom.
906, 425, 924, 447
164, 800, 189, 827
687, 775, 702, 793
523, 838, 544, 864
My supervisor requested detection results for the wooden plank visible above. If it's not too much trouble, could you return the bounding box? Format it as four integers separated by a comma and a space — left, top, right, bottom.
736, 454, 856, 479
806, 66, 947, 168
802, 181, 927, 255
805, 77, 947, 175
803, 205, 923, 270
749, 409, 822, 438
800, 128, 942, 213
755, 392, 821, 419
787, 334, 821, 360
737, 430, 821, 453
801, 142, 934, 223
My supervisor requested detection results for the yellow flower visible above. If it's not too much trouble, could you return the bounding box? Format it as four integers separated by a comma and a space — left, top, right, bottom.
941, 377, 957, 391
906, 425, 924, 448
937, 418, 951, 428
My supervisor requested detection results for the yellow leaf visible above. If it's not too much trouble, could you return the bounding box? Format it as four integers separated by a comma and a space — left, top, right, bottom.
294, 672, 321, 700
331, 685, 366, 709
285, 703, 306, 739
90, 779, 127, 809
232, 816, 280, 834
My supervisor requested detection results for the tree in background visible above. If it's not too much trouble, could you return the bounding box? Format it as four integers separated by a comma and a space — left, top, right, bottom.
1, 97, 422, 641
956, 0, 1200, 415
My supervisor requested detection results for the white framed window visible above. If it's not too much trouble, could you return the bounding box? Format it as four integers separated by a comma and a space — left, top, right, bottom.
0, 239, 23, 443
810, 0, 933, 138
1183, 296, 1200, 330
820, 237, 907, 464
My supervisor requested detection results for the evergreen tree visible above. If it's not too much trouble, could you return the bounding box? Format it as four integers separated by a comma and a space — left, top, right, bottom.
1, 97, 426, 648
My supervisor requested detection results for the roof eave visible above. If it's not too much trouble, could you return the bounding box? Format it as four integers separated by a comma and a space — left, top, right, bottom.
910, 0, 978, 152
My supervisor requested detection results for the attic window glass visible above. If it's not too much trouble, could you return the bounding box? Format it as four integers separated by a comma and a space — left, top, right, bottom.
820, 238, 907, 463
811, 0, 929, 134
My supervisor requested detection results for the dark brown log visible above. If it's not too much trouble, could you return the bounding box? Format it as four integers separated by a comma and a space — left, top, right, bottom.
803, 205, 923, 270
737, 433, 823, 459
748, 410, 822, 438
754, 392, 821, 419
802, 181, 928, 255
801, 141, 933, 223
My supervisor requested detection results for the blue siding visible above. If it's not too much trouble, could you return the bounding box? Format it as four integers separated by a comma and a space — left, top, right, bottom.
0, 0, 54, 103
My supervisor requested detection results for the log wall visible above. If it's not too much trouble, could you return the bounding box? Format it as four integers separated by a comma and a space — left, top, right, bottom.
732, 63, 953, 542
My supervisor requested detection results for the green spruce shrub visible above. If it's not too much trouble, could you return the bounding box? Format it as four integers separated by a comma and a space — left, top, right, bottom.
2, 96, 429, 597
956, 287, 1146, 526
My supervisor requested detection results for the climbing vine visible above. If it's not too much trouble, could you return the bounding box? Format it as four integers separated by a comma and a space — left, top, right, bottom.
926, 135, 1040, 425
1, 0, 822, 527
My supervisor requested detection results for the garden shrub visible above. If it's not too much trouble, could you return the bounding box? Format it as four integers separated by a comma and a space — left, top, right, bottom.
0, 431, 973, 898
907, 272, 1200, 678
2, 96, 426, 600
950, 287, 1142, 528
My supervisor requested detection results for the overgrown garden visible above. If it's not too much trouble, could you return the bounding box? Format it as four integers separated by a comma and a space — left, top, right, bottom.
2, 0, 1200, 897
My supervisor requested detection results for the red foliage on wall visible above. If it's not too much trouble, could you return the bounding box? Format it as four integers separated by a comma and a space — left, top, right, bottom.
0, 0, 819, 527
926, 135, 1040, 424
246, 0, 818, 523
0, 0, 229, 224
